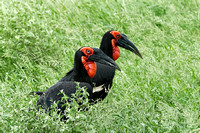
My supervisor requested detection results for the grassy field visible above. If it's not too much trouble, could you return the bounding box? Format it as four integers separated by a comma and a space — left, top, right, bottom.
0, 0, 200, 132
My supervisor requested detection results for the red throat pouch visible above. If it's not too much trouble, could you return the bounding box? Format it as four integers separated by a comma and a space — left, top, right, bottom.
81, 56, 97, 78
111, 39, 120, 61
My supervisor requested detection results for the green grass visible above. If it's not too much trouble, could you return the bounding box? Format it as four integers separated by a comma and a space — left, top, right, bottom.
0, 0, 200, 132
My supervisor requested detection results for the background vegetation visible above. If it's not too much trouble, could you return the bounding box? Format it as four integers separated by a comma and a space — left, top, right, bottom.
0, 0, 200, 132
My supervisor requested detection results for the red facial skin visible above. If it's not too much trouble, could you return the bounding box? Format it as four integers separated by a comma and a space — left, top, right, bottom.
110, 31, 121, 61
80, 47, 97, 78
111, 39, 120, 61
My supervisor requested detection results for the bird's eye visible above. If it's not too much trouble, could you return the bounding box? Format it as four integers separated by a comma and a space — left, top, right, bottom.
86, 49, 90, 54
116, 34, 120, 38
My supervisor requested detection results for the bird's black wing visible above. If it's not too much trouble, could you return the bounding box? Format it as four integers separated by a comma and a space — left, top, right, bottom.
37, 81, 93, 112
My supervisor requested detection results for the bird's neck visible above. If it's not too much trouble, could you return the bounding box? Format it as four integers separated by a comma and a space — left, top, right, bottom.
100, 39, 120, 61
73, 57, 95, 84
111, 39, 120, 61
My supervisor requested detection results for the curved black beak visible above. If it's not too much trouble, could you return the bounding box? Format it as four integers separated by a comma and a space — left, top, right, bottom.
117, 34, 143, 59
88, 48, 121, 71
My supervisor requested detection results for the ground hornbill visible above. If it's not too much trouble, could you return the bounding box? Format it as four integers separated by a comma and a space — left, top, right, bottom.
89, 30, 142, 102
36, 47, 120, 116
34, 30, 142, 103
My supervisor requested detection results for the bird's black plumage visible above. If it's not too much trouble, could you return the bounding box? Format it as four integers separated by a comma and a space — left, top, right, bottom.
37, 82, 93, 112
36, 47, 120, 115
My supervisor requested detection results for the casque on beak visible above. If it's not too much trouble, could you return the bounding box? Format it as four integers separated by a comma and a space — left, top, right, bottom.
117, 34, 143, 59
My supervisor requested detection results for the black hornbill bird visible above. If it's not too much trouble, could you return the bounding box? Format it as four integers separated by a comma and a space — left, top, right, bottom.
34, 30, 142, 103
36, 47, 120, 115
89, 30, 142, 102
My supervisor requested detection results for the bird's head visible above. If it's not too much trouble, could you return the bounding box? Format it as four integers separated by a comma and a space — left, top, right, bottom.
77, 47, 121, 78
100, 30, 143, 60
